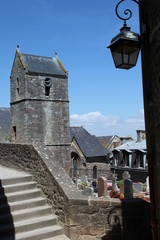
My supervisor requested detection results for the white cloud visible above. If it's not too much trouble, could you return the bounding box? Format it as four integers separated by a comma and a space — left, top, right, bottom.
71, 111, 119, 126
125, 109, 144, 124
70, 110, 145, 140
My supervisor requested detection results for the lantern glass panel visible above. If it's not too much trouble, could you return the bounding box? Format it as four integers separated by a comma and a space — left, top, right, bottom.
129, 49, 140, 65
110, 44, 122, 67
110, 41, 140, 69
112, 52, 123, 67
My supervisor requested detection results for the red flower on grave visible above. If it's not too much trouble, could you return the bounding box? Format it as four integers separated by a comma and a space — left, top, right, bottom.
109, 190, 120, 198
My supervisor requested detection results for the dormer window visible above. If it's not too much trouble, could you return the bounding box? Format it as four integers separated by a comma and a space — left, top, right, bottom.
44, 78, 52, 98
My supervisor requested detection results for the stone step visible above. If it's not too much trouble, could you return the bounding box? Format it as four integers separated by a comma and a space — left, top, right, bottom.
1, 225, 64, 240
15, 225, 64, 240
0, 215, 58, 236
0, 172, 69, 239
0, 197, 46, 214
44, 235, 70, 240
1, 175, 33, 186
13, 205, 52, 222
45, 235, 70, 240
0, 188, 42, 203
0, 181, 37, 194
0, 205, 52, 225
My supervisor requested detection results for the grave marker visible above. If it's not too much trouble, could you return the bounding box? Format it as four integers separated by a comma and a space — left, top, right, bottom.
83, 187, 94, 197
81, 175, 88, 184
133, 182, 143, 193
98, 176, 107, 197
146, 177, 150, 194
124, 179, 133, 199
111, 173, 118, 191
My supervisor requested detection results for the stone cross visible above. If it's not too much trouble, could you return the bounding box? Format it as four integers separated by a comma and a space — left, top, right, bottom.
98, 176, 107, 197
123, 171, 131, 180
111, 173, 118, 191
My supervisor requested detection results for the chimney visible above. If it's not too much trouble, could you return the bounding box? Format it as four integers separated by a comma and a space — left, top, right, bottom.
136, 130, 146, 142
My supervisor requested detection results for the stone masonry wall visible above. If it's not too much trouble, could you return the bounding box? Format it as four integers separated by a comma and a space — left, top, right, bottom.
0, 143, 151, 240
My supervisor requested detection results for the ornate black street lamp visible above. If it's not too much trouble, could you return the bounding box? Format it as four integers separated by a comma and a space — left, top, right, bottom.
108, 0, 141, 70
108, 1, 159, 239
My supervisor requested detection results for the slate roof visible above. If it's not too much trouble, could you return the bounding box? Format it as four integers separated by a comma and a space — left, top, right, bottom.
21, 53, 67, 77
114, 140, 146, 152
97, 136, 113, 148
70, 127, 110, 158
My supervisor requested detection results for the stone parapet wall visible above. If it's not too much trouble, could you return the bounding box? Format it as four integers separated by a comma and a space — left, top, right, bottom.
65, 198, 122, 240
0, 143, 151, 240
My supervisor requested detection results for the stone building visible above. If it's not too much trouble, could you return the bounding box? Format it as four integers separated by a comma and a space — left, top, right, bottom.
70, 126, 110, 180
98, 135, 121, 152
10, 45, 71, 171
98, 135, 133, 162
111, 130, 148, 183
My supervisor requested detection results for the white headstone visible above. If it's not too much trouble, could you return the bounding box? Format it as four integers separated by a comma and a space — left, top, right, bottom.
83, 187, 94, 197
146, 177, 150, 194
133, 182, 143, 193
81, 175, 88, 183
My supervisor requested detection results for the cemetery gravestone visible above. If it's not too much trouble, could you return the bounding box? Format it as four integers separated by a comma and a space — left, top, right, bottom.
98, 176, 107, 197
146, 177, 150, 194
83, 187, 94, 197
124, 179, 133, 199
133, 182, 143, 193
81, 175, 88, 184
120, 171, 131, 195
92, 180, 98, 193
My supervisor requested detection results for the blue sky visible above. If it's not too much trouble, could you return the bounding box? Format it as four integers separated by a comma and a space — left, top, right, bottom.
0, 0, 144, 139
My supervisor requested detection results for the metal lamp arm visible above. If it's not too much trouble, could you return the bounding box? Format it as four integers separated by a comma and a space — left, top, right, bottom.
116, 0, 142, 26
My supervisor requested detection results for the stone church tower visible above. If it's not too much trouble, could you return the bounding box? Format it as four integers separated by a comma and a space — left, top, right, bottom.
10, 45, 71, 171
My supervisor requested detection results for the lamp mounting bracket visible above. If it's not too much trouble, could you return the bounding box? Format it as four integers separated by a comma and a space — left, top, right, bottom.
116, 0, 142, 26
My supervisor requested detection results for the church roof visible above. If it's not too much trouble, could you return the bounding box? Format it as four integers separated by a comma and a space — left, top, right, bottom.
15, 45, 67, 77
70, 126, 110, 158
21, 53, 67, 77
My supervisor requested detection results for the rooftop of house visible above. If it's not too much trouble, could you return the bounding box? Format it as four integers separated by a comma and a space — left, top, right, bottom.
97, 136, 113, 147
114, 139, 146, 153
70, 126, 110, 158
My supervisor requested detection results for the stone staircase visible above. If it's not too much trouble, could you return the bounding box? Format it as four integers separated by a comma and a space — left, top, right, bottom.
0, 173, 69, 240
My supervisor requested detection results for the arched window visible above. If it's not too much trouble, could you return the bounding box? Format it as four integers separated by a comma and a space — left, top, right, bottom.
73, 158, 78, 178
44, 78, 52, 97
71, 152, 80, 178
